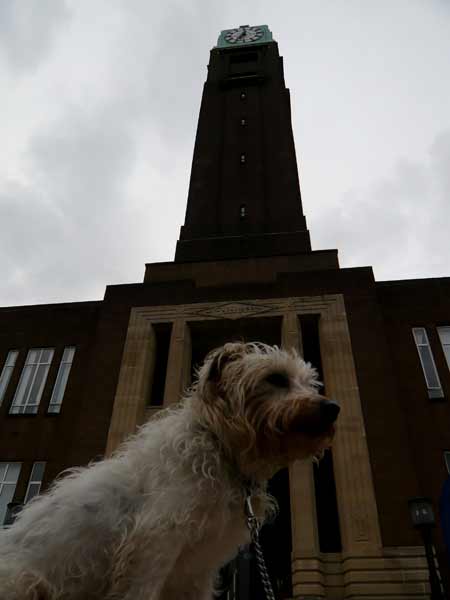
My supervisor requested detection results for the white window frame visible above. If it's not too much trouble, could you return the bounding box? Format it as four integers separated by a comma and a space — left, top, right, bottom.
24, 462, 46, 504
0, 462, 22, 526
10, 348, 54, 414
48, 347, 75, 414
412, 328, 444, 399
437, 326, 450, 371
0, 350, 19, 406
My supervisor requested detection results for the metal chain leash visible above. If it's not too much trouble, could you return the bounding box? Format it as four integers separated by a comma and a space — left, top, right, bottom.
245, 495, 277, 600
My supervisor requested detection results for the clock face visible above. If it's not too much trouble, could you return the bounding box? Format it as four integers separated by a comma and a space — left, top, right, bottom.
224, 26, 264, 45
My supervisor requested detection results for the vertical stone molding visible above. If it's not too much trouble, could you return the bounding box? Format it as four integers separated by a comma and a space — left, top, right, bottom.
282, 311, 302, 354
283, 313, 324, 598
319, 295, 382, 559
163, 319, 192, 406
106, 311, 155, 456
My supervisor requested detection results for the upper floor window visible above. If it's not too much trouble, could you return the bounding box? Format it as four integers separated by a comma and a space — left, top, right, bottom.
412, 328, 444, 399
24, 461, 46, 503
0, 462, 21, 526
445, 451, 450, 475
9, 348, 54, 414
48, 347, 75, 414
437, 327, 450, 371
0, 350, 19, 406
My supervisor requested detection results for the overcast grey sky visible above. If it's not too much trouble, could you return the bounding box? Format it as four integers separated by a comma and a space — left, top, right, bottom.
1, 0, 449, 306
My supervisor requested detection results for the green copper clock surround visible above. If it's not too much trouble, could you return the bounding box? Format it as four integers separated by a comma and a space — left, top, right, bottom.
217, 25, 273, 48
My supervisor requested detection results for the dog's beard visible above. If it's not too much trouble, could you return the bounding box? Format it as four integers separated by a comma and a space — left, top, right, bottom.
225, 391, 336, 476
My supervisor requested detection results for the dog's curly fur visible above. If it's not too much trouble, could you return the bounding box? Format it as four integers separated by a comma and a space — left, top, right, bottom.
0, 342, 338, 600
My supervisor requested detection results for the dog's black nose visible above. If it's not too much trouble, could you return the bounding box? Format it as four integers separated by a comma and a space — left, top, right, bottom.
320, 399, 340, 423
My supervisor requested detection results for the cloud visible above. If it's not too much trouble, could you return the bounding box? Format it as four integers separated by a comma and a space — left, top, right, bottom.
0, 102, 141, 305
0, 1, 449, 306
311, 130, 450, 280
0, 0, 70, 73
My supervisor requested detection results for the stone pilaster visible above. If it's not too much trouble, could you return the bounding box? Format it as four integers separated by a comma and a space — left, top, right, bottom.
283, 312, 324, 598
319, 296, 382, 554
106, 311, 155, 456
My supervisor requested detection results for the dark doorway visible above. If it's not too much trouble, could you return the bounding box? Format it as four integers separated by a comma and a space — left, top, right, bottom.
147, 322, 172, 407
189, 316, 282, 378
217, 469, 292, 600
192, 318, 292, 599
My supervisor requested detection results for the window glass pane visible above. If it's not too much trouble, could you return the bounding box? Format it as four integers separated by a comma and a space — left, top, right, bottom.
0, 376, 9, 404
14, 364, 35, 407
51, 367, 66, 405
0, 351, 18, 405
6, 351, 19, 368
413, 328, 427, 345
4, 462, 21, 483
24, 483, 41, 504
62, 347, 75, 363
0, 463, 7, 481
11, 364, 37, 413
438, 327, 450, 370
0, 485, 16, 526
443, 346, 450, 368
27, 350, 39, 364
41, 349, 54, 363
30, 462, 46, 482
49, 349, 74, 412
418, 346, 441, 389
24, 405, 38, 414
55, 364, 70, 402
29, 364, 48, 404
47, 403, 61, 414
445, 452, 450, 475
438, 327, 450, 345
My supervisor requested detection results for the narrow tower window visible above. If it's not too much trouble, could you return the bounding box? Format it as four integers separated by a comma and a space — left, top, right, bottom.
240, 153, 246, 164
240, 204, 246, 219
240, 118, 246, 126
240, 92, 246, 100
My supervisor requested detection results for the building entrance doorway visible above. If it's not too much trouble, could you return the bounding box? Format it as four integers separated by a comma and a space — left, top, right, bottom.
189, 317, 293, 599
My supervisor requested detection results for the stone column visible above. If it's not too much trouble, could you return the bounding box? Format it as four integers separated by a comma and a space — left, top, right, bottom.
282, 312, 324, 598
106, 312, 156, 456
163, 319, 192, 406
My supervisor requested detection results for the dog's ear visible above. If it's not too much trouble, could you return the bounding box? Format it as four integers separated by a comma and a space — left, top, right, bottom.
206, 342, 247, 383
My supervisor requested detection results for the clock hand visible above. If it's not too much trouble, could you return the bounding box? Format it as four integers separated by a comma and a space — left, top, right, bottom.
238, 26, 247, 39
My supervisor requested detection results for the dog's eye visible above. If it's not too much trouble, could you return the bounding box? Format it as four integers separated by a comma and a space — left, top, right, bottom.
265, 372, 290, 388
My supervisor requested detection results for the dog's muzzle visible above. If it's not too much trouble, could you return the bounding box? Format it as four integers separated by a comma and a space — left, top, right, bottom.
320, 399, 340, 423
290, 398, 340, 436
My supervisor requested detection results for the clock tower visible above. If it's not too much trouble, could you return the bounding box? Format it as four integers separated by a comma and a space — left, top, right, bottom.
175, 25, 313, 262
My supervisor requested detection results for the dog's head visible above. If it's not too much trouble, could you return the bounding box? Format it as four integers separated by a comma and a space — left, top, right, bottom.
193, 342, 340, 479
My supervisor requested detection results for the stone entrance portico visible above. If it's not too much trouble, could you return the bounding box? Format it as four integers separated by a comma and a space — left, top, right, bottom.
106, 294, 430, 599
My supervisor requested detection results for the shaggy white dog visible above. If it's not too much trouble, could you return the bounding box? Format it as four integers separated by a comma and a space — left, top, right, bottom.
0, 342, 339, 600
